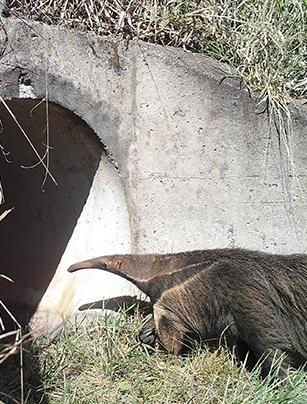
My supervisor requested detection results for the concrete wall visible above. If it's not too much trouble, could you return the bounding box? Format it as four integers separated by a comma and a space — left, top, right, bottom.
0, 18, 306, 334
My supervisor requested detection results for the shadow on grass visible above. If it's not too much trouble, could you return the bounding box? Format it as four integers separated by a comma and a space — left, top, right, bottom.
0, 338, 48, 404
78, 295, 152, 316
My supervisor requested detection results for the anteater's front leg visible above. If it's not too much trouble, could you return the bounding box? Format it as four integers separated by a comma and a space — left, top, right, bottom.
139, 308, 187, 355
153, 304, 188, 355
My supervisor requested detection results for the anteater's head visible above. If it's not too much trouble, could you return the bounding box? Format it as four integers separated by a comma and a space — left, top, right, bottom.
68, 251, 209, 302
68, 254, 159, 299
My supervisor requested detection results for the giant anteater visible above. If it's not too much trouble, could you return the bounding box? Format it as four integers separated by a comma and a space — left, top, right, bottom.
68, 248, 307, 376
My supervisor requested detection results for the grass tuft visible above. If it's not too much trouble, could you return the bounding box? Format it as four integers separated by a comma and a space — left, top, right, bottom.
1, 312, 307, 403
8, 0, 307, 105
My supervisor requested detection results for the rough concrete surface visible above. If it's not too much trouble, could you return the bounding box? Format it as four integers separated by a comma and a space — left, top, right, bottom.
0, 17, 306, 334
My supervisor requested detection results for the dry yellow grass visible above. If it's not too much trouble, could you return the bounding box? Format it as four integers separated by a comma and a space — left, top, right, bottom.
7, 0, 307, 171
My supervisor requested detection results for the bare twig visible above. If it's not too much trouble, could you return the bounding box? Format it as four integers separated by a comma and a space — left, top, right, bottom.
41, 63, 50, 191
0, 274, 25, 403
0, 207, 13, 221
0, 95, 57, 186
0, 299, 24, 404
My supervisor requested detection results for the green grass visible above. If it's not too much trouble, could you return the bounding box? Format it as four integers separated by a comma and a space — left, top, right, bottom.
1, 312, 307, 403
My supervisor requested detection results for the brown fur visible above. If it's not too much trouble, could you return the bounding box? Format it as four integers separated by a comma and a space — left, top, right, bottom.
68, 248, 307, 376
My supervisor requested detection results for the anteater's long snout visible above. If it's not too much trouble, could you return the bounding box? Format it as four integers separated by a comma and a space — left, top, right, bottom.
67, 255, 153, 299
68, 259, 107, 273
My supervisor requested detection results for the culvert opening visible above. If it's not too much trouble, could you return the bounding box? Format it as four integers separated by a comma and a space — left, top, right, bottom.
0, 98, 106, 331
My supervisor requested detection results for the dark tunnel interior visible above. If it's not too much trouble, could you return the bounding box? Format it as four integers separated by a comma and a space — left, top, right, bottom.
0, 98, 103, 330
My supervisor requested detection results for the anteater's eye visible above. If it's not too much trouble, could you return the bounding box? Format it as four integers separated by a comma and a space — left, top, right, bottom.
116, 260, 122, 269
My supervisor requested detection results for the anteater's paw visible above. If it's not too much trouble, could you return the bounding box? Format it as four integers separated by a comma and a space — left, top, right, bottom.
139, 315, 157, 347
